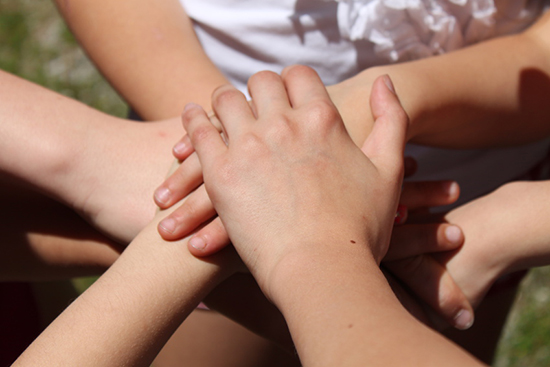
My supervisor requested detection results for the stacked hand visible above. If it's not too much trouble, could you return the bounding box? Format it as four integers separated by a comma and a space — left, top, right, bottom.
151, 66, 492, 332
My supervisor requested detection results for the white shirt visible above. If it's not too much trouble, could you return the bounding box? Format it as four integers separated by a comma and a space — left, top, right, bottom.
181, 0, 550, 205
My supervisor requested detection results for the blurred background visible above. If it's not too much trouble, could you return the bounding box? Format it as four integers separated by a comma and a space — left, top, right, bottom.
1, 1, 550, 365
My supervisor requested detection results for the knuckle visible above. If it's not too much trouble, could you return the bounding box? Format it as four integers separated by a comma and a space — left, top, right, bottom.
392, 106, 410, 126
437, 284, 463, 315
283, 64, 315, 79
213, 85, 244, 108
190, 124, 214, 145
302, 100, 340, 130
249, 70, 280, 87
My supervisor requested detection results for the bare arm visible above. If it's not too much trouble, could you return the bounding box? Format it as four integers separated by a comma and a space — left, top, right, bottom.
54, 0, 228, 119
331, 11, 550, 148
0, 69, 183, 243
13, 208, 235, 366
183, 66, 484, 366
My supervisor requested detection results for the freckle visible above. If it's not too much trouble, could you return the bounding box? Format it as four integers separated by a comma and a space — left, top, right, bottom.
350, 240, 356, 244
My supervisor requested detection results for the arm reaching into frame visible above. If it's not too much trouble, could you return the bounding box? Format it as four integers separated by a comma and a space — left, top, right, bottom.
183, 65, 484, 366
53, 0, 228, 120
13, 207, 239, 367
330, 10, 550, 148
0, 69, 182, 245
154, 9, 550, 227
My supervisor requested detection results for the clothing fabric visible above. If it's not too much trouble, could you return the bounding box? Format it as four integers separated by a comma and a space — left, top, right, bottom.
180, 0, 550, 205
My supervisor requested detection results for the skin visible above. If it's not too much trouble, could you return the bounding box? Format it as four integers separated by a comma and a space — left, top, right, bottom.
149, 12, 550, 344
8, 2, 550, 364
182, 67, 484, 367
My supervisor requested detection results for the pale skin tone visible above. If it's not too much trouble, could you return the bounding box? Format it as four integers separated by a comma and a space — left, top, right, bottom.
55, 0, 550, 148
13, 69, 482, 367
144, 9, 550, 361
7, 1, 550, 363
181, 67, 484, 367
0, 68, 299, 365
6, 66, 550, 366
0, 3, 475, 364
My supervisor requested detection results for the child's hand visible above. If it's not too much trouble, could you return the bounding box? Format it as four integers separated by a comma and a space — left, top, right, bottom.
438, 181, 550, 308
181, 66, 407, 295
384, 180, 475, 330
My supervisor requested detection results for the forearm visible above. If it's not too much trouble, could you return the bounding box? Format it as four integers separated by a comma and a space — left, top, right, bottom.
0, 181, 120, 281
0, 69, 185, 242
54, 0, 228, 120
0, 70, 122, 204
338, 12, 550, 148
269, 249, 483, 367
14, 213, 231, 366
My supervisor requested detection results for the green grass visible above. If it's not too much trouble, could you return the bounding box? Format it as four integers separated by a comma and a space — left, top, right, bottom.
3, 1, 550, 365
0, 0, 126, 117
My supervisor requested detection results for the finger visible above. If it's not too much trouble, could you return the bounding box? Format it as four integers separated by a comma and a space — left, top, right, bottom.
394, 204, 408, 225
400, 181, 460, 210
386, 255, 475, 330
247, 70, 290, 116
281, 65, 331, 107
404, 156, 417, 177
182, 103, 227, 169
172, 134, 194, 161
362, 75, 408, 177
212, 85, 255, 139
385, 223, 464, 261
188, 217, 231, 256
157, 185, 216, 240
154, 153, 203, 209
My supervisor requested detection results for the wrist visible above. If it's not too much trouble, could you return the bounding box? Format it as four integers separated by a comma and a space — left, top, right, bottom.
263, 244, 378, 310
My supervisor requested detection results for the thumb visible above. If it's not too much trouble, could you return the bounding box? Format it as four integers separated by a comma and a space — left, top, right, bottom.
362, 75, 409, 178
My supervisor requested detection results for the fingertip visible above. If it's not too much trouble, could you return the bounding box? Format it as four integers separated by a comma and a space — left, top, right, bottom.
189, 235, 207, 251
158, 218, 177, 240
364, 75, 408, 171
394, 205, 408, 225
447, 181, 460, 201
173, 135, 193, 159
154, 187, 172, 208
454, 308, 475, 330
444, 225, 464, 246
181, 103, 206, 130
184, 102, 202, 112
382, 74, 396, 95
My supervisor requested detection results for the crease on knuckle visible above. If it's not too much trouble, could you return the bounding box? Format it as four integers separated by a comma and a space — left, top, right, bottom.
190, 124, 214, 146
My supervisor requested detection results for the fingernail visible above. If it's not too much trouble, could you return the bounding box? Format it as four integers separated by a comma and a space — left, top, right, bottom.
190, 236, 206, 250
445, 225, 463, 244
154, 187, 171, 205
382, 75, 396, 95
173, 141, 188, 156
159, 218, 177, 234
454, 309, 474, 330
394, 205, 408, 225
446, 181, 460, 199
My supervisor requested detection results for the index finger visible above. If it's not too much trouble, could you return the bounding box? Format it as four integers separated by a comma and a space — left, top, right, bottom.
182, 103, 227, 169
281, 65, 331, 108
